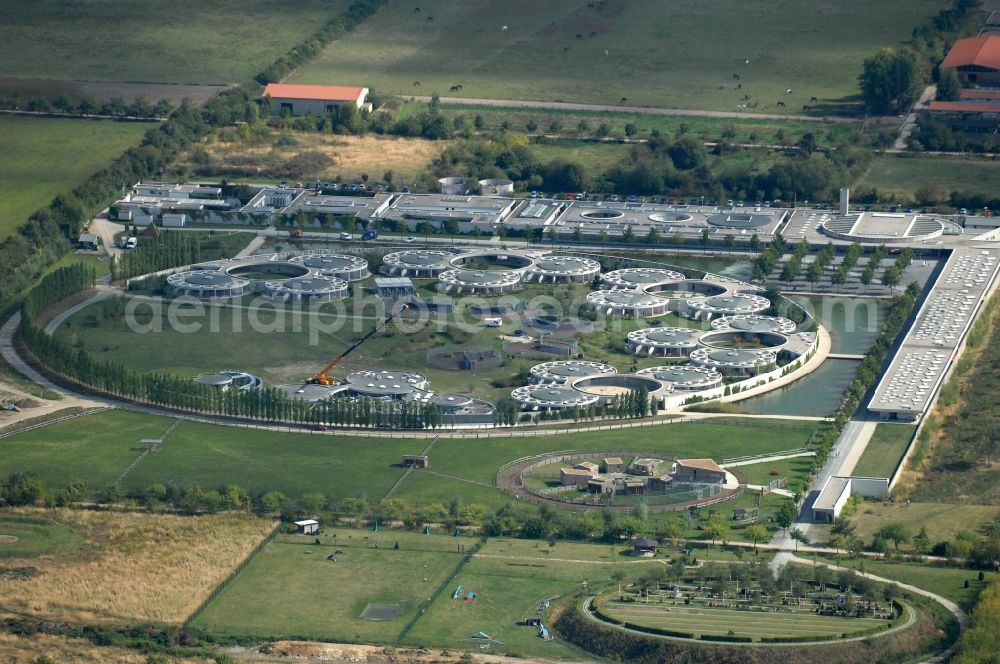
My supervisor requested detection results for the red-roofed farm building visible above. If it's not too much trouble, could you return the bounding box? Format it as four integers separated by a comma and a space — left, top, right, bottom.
263, 83, 370, 116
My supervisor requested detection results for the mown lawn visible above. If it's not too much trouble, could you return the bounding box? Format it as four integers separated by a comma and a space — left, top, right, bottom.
858, 155, 1000, 202
0, 116, 150, 239
852, 424, 915, 478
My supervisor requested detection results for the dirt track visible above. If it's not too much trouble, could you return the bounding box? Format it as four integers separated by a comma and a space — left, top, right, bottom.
0, 77, 232, 103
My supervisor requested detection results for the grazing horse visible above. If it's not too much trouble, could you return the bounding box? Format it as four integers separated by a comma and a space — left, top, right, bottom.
620, 97, 627, 103
776, 101, 786, 107
413, 81, 421, 87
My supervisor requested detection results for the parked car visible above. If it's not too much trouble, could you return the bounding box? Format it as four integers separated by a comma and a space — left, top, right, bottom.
340, 232, 352, 240
404, 236, 417, 243
361, 229, 378, 241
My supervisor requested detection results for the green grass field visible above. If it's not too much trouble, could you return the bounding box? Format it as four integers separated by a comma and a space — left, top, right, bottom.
852, 424, 915, 478
0, 409, 818, 511
0, 513, 82, 559
729, 455, 815, 487
857, 155, 1000, 203
195, 530, 651, 658
0, 116, 150, 239
846, 501, 1000, 554
0, 0, 348, 84
597, 598, 887, 639
293, 0, 941, 112
191, 528, 472, 642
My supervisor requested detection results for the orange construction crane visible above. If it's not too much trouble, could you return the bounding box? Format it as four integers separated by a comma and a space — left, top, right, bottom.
307, 304, 409, 385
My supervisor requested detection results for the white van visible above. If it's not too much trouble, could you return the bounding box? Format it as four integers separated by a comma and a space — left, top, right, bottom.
124, 236, 137, 249
483, 317, 502, 327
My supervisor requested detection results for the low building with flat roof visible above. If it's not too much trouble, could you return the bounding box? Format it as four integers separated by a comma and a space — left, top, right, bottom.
574, 461, 599, 475
602, 457, 623, 473
812, 476, 888, 523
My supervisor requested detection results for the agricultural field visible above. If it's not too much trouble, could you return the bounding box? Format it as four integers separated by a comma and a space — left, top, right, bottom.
857, 155, 1000, 204
0, 0, 348, 85
177, 131, 450, 185
852, 424, 914, 478
292, 0, 942, 112
0, 116, 150, 239
0, 508, 275, 623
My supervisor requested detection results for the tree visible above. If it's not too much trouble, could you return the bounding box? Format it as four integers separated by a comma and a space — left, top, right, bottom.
724, 234, 735, 253
668, 137, 707, 170
832, 265, 848, 292
259, 491, 287, 513
624, 122, 638, 137
858, 48, 924, 114
526, 119, 537, 132
797, 132, 818, 154
913, 526, 931, 554
703, 513, 730, 545
860, 265, 875, 292
831, 518, 856, 538
807, 260, 823, 289
745, 524, 768, 552
876, 522, 911, 551
750, 234, 762, 253
776, 501, 797, 532
790, 527, 810, 551
659, 519, 685, 548
700, 228, 710, 253
300, 492, 328, 514
936, 67, 961, 102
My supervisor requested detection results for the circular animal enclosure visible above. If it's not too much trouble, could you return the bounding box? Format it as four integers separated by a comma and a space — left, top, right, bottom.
698, 329, 789, 350
643, 280, 728, 298
571, 374, 663, 399
426, 346, 503, 371
499, 450, 741, 513
225, 261, 309, 280
449, 252, 535, 270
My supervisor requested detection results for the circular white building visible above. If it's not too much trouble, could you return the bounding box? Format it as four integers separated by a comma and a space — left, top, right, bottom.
166, 271, 251, 299
524, 256, 601, 284
511, 384, 601, 411
685, 292, 770, 320
381, 250, 457, 278
689, 347, 777, 376
530, 360, 617, 385
290, 253, 369, 281
344, 370, 429, 399
636, 365, 724, 392
627, 327, 702, 356
479, 178, 514, 196
266, 275, 349, 302
586, 290, 671, 318
602, 268, 686, 289
437, 268, 523, 295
